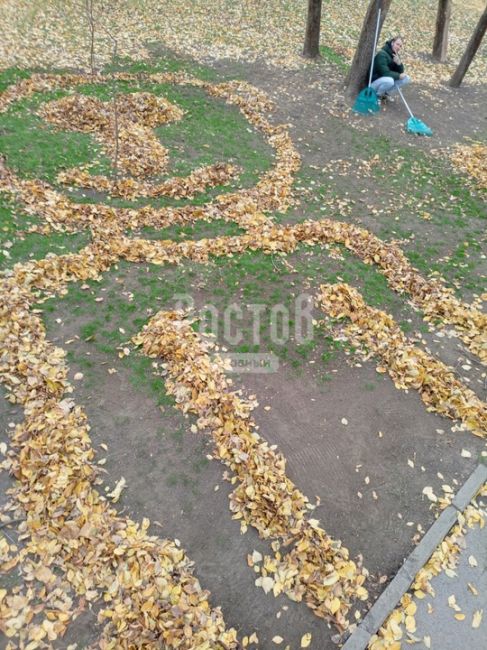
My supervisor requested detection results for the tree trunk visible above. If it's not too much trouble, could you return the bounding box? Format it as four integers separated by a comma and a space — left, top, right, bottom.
432, 0, 452, 62
450, 4, 487, 87
303, 0, 323, 59
345, 0, 394, 98
85, 0, 96, 75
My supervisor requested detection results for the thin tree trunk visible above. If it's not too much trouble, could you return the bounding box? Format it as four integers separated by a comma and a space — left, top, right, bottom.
85, 0, 96, 75
345, 0, 394, 98
450, 4, 487, 87
100, 6, 120, 178
432, 0, 452, 62
112, 89, 119, 180
303, 0, 323, 59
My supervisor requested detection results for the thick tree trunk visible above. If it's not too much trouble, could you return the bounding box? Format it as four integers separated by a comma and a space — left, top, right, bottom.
345, 0, 394, 98
432, 0, 452, 62
303, 0, 323, 59
450, 4, 487, 87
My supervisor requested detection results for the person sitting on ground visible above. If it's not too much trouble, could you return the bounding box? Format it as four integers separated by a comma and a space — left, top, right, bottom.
371, 36, 411, 101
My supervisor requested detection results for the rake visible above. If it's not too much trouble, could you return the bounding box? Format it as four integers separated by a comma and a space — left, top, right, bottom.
397, 87, 433, 136
352, 5, 381, 114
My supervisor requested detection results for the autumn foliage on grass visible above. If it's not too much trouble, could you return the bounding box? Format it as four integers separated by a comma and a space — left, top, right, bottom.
0, 70, 486, 647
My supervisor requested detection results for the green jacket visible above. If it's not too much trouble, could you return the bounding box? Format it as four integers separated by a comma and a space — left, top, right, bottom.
372, 40, 405, 81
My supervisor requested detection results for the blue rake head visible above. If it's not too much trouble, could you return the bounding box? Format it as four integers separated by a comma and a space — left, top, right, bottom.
406, 116, 432, 136
353, 87, 380, 115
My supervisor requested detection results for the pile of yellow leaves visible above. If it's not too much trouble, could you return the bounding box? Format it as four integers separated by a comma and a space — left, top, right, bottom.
41, 90, 184, 131
0, 278, 238, 648
42, 91, 240, 201
450, 142, 487, 190
40, 92, 184, 178
3, 162, 484, 364
134, 310, 369, 627
369, 483, 487, 649
115, 222, 486, 365
1, 73, 283, 648
58, 162, 240, 200
317, 283, 487, 437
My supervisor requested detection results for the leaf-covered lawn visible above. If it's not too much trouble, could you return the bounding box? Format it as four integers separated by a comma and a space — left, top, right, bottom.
0, 1, 486, 84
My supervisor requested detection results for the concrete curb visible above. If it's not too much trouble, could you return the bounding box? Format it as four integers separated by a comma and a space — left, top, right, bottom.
342, 463, 487, 650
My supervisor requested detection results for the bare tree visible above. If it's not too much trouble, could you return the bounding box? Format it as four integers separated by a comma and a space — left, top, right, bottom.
52, 0, 97, 74
303, 0, 323, 59
450, 4, 487, 87
107, 35, 120, 179
345, 0, 394, 98
432, 0, 452, 62
100, 1, 121, 177
58, 1, 122, 172
85, 0, 96, 75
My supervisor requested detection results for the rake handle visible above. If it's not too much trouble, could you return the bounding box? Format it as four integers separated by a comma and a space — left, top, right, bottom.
368, 6, 382, 88
397, 87, 415, 119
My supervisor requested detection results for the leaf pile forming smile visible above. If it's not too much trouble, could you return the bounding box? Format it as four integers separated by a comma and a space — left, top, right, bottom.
57, 162, 240, 200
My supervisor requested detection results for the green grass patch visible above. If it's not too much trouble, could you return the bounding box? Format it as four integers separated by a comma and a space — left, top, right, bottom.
319, 45, 350, 72
0, 196, 90, 269
0, 72, 274, 210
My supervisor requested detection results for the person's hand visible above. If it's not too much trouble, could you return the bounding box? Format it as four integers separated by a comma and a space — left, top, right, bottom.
393, 54, 401, 64
399, 72, 407, 79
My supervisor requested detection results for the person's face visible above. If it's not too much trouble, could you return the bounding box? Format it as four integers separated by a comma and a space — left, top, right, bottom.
392, 39, 403, 54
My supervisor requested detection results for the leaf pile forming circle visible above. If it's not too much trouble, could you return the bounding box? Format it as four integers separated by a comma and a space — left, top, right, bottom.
38, 91, 239, 200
